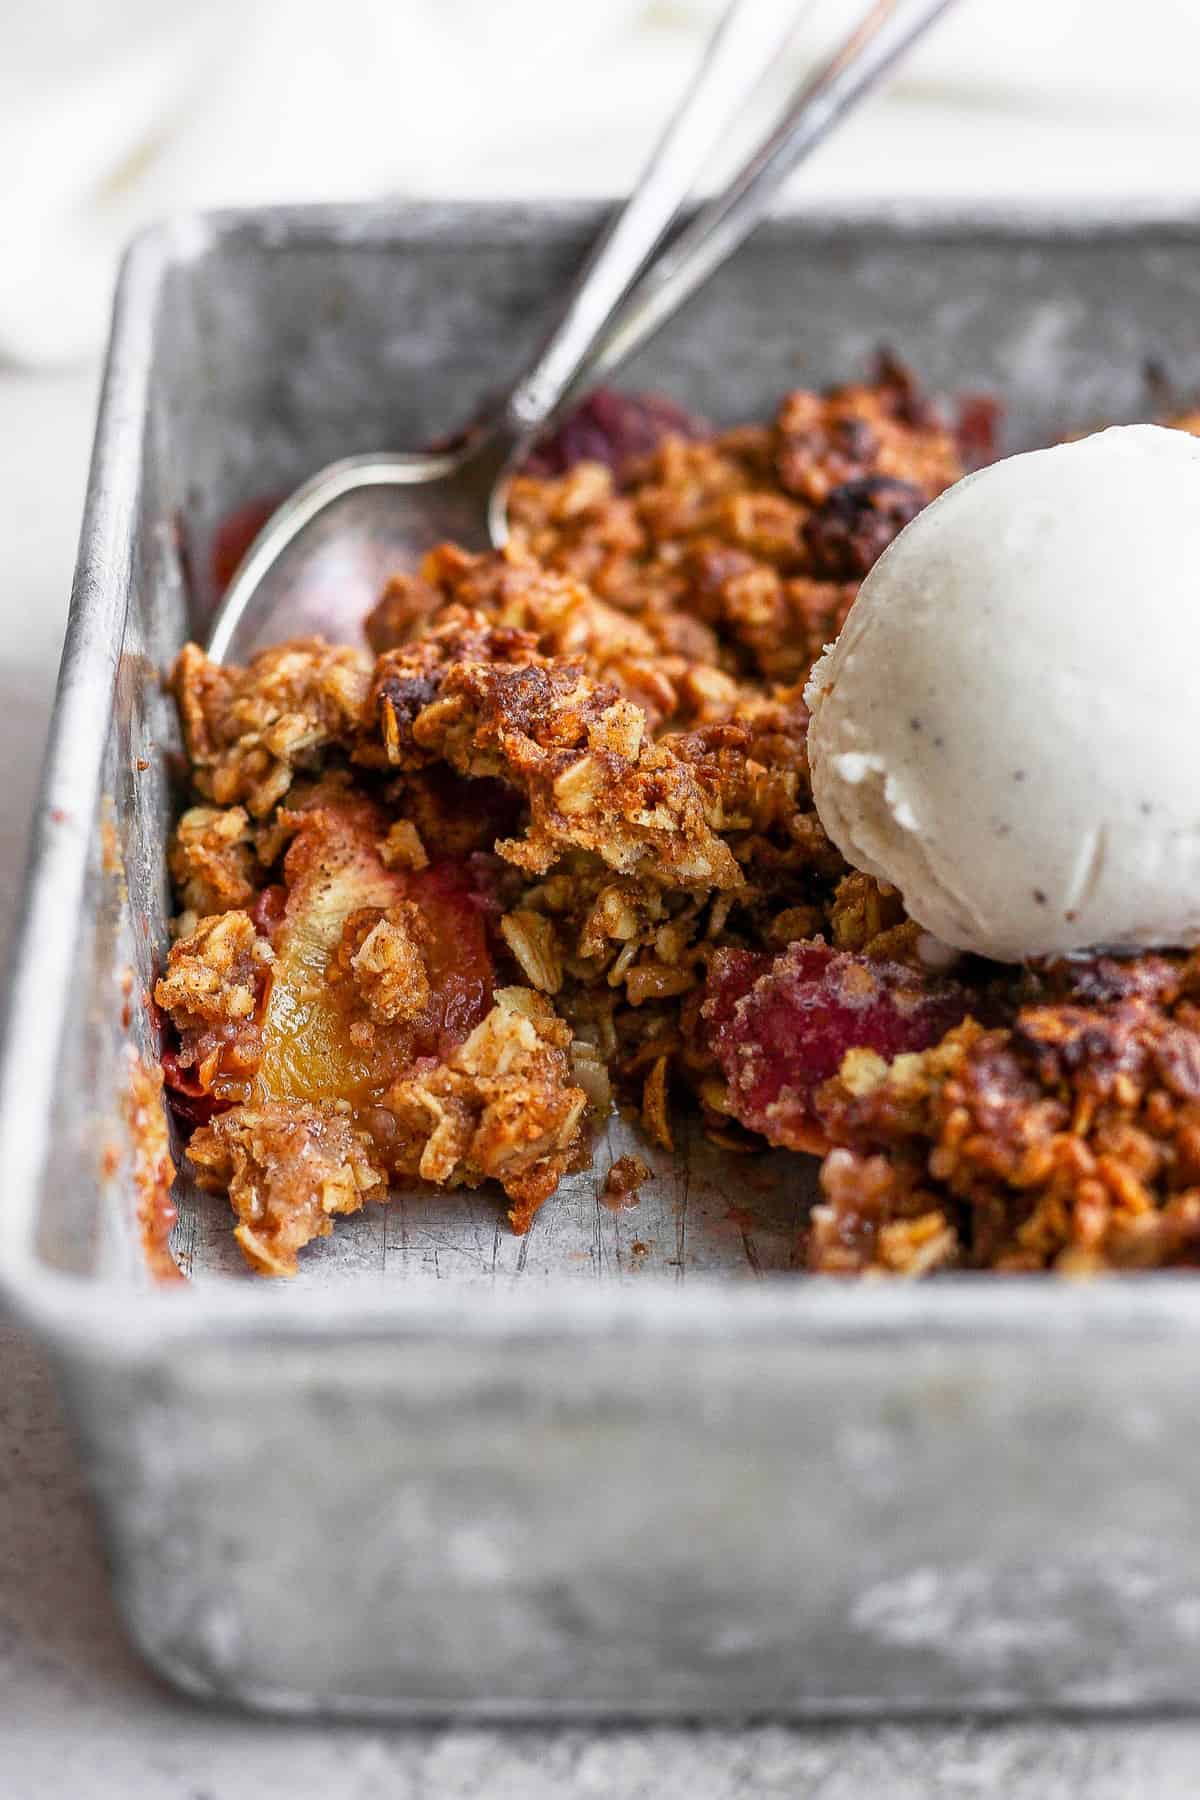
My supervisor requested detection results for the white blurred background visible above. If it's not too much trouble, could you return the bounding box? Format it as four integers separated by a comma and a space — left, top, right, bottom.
3, 0, 1200, 929
5, 0, 1200, 366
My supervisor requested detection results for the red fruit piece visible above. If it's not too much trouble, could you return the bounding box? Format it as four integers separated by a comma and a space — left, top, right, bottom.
400, 860, 497, 1061
523, 389, 709, 478
161, 1045, 231, 1130
956, 392, 1003, 470
701, 939, 969, 1152
209, 495, 284, 598
250, 882, 289, 942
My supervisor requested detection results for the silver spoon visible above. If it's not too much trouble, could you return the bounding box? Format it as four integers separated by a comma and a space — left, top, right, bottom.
206, 0, 957, 663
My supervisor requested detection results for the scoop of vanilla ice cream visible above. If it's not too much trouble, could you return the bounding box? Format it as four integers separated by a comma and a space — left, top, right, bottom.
804, 424, 1200, 962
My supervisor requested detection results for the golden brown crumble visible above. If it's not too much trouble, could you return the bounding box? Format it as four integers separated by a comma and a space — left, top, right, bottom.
604, 1153, 650, 1204
506, 365, 962, 685
808, 961, 1200, 1276
173, 637, 372, 816
168, 804, 259, 917
188, 1102, 386, 1276
331, 904, 432, 1026
379, 987, 588, 1234
154, 909, 270, 1026
360, 611, 745, 890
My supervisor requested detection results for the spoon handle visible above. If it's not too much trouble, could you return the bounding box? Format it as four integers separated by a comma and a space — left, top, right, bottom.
578, 0, 961, 394
499, 0, 813, 447
493, 0, 959, 498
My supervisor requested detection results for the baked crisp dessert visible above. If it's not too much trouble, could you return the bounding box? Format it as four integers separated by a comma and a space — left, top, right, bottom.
156, 363, 1200, 1277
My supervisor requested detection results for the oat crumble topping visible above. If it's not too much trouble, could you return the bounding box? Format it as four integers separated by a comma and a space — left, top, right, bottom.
154, 366, 1200, 1276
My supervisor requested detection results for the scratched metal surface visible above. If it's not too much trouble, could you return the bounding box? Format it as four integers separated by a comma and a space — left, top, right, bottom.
12, 203, 1200, 1718
177, 1118, 812, 1289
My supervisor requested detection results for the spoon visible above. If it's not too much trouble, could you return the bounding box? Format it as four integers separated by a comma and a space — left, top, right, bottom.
206, 0, 958, 663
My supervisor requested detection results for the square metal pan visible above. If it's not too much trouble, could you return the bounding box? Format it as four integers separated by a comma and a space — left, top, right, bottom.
6, 200, 1200, 1719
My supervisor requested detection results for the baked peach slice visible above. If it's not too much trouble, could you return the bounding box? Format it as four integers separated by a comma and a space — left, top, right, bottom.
235, 791, 495, 1111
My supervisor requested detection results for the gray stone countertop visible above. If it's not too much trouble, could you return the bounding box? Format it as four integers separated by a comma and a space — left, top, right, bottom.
1, 366, 1198, 1799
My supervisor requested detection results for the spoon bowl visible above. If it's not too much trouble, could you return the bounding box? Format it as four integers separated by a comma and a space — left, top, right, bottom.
206, 440, 513, 659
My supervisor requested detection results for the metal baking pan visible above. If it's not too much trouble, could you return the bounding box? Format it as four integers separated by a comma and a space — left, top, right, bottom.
7, 199, 1200, 1719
